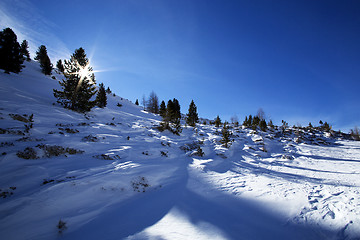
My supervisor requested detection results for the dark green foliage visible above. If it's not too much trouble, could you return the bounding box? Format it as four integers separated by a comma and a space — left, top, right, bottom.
35, 45, 52, 75
53, 47, 97, 112
319, 121, 331, 132
166, 99, 181, 123
214, 115, 221, 127
281, 120, 288, 133
56, 59, 64, 73
159, 100, 166, 118
0, 28, 24, 73
259, 119, 267, 131
158, 98, 182, 135
243, 115, 253, 127
106, 87, 112, 94
220, 122, 231, 148
95, 83, 107, 108
186, 100, 199, 127
20, 40, 30, 61
268, 119, 274, 129
243, 114, 267, 131
135, 99, 139, 105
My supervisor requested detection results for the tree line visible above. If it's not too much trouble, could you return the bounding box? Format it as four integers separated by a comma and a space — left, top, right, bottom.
1, 27, 358, 141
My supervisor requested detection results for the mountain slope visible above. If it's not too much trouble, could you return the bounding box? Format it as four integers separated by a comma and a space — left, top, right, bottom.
0, 61, 359, 240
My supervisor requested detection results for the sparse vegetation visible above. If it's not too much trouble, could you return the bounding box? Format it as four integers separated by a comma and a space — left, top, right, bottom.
57, 219, 67, 234
131, 176, 150, 192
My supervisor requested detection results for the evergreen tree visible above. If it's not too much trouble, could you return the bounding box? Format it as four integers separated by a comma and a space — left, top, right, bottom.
158, 98, 182, 135
56, 59, 64, 73
35, 45, 52, 75
252, 116, 260, 130
243, 116, 248, 127
186, 100, 199, 127
220, 122, 231, 148
53, 47, 97, 112
268, 119, 274, 129
95, 83, 107, 108
214, 115, 221, 127
135, 99, 139, 105
0, 27, 24, 73
172, 98, 181, 121
159, 100, 166, 118
106, 87, 112, 94
20, 40, 30, 61
259, 119, 267, 131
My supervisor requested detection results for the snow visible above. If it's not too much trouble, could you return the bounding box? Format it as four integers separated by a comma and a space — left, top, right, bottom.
1, 61, 360, 239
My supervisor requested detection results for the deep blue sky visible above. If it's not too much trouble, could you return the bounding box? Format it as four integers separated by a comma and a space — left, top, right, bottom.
1, 0, 359, 131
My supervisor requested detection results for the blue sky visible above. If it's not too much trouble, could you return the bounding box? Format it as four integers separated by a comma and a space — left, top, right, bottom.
1, 0, 359, 131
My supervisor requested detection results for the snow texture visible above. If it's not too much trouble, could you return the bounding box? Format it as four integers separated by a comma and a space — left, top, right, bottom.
0, 61, 360, 240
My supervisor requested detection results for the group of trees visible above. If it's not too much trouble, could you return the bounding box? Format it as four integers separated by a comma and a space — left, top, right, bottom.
2, 27, 358, 141
0, 28, 27, 73
0, 27, 52, 75
158, 98, 182, 135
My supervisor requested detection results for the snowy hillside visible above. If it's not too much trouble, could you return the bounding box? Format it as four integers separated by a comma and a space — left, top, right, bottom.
0, 61, 360, 240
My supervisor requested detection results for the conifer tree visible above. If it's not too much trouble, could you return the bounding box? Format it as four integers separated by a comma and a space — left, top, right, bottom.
106, 87, 112, 94
220, 122, 231, 148
159, 100, 166, 118
214, 115, 221, 127
95, 83, 107, 108
186, 100, 199, 127
20, 40, 31, 61
0, 27, 24, 73
35, 45, 52, 75
56, 59, 64, 73
259, 119, 267, 131
53, 47, 97, 112
135, 99, 139, 105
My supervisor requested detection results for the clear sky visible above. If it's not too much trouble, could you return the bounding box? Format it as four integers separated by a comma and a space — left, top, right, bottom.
1, 0, 359, 131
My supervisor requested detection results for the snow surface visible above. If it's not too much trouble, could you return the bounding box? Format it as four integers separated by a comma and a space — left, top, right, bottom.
0, 61, 360, 240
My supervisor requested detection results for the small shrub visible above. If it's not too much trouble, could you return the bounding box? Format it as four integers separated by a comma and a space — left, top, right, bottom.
9, 113, 33, 123
0, 142, 14, 147
37, 144, 84, 157
16, 147, 38, 159
117, 103, 122, 107
192, 146, 204, 157
160, 151, 168, 157
82, 135, 99, 142
57, 219, 67, 234
93, 154, 120, 160
131, 176, 150, 192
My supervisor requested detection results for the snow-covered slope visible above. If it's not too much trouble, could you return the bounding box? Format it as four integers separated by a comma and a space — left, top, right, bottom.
1, 61, 360, 240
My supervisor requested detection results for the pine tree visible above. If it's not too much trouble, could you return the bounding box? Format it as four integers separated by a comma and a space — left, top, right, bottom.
0, 27, 24, 73
53, 47, 97, 112
259, 119, 267, 131
135, 99, 139, 105
220, 122, 231, 148
95, 83, 107, 108
214, 115, 221, 127
159, 100, 166, 118
35, 45, 52, 75
106, 87, 112, 94
56, 59, 64, 73
20, 40, 30, 61
186, 100, 199, 127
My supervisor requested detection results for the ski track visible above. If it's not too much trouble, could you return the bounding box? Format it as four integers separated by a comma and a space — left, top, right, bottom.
0, 61, 360, 239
